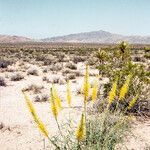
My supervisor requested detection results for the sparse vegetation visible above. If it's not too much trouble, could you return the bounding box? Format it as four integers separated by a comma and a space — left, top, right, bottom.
10, 73, 24, 81
27, 68, 39, 76
65, 62, 77, 70
0, 42, 150, 149
0, 76, 6, 86
22, 84, 44, 94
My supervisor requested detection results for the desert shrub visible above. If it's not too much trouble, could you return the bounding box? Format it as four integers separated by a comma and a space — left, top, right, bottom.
73, 70, 82, 77
51, 75, 66, 84
87, 57, 98, 66
10, 73, 24, 81
27, 68, 39, 76
144, 53, 150, 59
55, 52, 65, 61
133, 56, 143, 62
96, 42, 150, 113
22, 84, 43, 94
34, 94, 49, 102
42, 67, 49, 73
0, 76, 6, 86
0, 59, 12, 68
62, 56, 70, 62
144, 47, 150, 53
49, 63, 62, 72
43, 55, 58, 66
42, 76, 48, 81
35, 55, 46, 62
65, 62, 77, 70
72, 56, 86, 63
67, 73, 76, 80
62, 68, 73, 75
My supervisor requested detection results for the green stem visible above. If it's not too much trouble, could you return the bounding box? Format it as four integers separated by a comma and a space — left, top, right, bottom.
47, 136, 60, 150
55, 118, 70, 150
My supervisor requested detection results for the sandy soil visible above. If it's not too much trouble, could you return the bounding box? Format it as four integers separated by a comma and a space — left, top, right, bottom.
0, 63, 150, 150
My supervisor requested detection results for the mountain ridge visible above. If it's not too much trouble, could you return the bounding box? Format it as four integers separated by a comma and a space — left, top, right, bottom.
0, 35, 33, 43
41, 30, 150, 44
0, 30, 150, 44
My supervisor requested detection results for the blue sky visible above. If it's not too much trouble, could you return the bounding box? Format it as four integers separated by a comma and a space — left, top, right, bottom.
0, 0, 150, 38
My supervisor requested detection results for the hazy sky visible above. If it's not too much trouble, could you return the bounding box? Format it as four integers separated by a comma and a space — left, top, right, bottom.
0, 0, 150, 38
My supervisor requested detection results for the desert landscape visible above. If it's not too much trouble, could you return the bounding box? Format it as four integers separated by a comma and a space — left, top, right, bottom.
1, 0, 150, 149
0, 42, 150, 149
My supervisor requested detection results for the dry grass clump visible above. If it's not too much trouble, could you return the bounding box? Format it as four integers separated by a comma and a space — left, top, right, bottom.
133, 56, 144, 62
52, 75, 66, 84
0, 76, 6, 86
43, 75, 66, 84
62, 68, 73, 75
73, 70, 83, 77
10, 72, 24, 81
42, 67, 49, 73
22, 84, 44, 94
62, 56, 70, 62
72, 56, 86, 63
27, 67, 39, 76
87, 57, 97, 66
49, 63, 63, 72
66, 73, 76, 80
43, 56, 56, 66
34, 94, 49, 102
42, 76, 49, 82
55, 52, 66, 62
65, 62, 77, 70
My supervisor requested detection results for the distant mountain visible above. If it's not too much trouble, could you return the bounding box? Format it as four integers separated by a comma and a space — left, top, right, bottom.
0, 35, 33, 43
41, 30, 150, 44
1, 30, 150, 44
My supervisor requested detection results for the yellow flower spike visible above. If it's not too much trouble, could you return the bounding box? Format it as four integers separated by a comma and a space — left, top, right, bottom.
52, 85, 62, 111
75, 113, 86, 141
128, 94, 139, 110
108, 80, 117, 105
67, 80, 72, 107
92, 76, 99, 102
50, 88, 58, 119
119, 74, 132, 100
83, 65, 90, 103
22, 91, 49, 137
22, 91, 38, 121
37, 120, 49, 137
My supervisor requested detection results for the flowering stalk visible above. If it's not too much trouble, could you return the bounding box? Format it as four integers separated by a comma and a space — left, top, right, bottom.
75, 113, 86, 141
108, 80, 117, 106
128, 94, 139, 110
119, 74, 132, 100
52, 85, 62, 111
92, 76, 99, 102
22, 91, 60, 149
83, 65, 90, 104
67, 80, 72, 107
